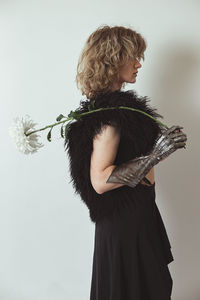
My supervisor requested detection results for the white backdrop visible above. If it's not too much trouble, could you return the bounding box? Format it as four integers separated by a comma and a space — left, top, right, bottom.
0, 0, 199, 299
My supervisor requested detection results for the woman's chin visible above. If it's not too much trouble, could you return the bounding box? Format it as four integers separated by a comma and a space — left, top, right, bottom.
128, 78, 137, 83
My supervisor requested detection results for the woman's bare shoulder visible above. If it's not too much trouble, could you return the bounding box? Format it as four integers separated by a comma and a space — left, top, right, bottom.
91, 124, 120, 175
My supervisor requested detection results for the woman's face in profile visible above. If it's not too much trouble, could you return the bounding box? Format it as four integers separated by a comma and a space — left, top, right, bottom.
119, 57, 142, 84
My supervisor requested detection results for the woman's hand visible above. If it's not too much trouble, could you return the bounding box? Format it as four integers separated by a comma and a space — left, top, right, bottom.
153, 125, 187, 162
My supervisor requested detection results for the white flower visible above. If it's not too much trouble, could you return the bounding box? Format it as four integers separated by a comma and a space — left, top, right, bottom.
9, 114, 44, 154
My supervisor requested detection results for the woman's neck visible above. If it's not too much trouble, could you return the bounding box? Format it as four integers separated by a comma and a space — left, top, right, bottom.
111, 81, 122, 92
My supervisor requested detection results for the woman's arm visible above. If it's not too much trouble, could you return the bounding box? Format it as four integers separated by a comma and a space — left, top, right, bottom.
90, 124, 154, 194
90, 124, 123, 194
106, 125, 186, 188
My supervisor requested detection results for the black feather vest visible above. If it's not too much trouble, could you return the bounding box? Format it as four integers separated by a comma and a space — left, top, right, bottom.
64, 89, 164, 223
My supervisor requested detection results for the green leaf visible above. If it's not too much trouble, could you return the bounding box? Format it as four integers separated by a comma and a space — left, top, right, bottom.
56, 114, 65, 122
67, 110, 74, 118
60, 124, 64, 138
47, 127, 53, 142
91, 100, 95, 109
67, 110, 81, 120
64, 121, 72, 141
88, 100, 95, 111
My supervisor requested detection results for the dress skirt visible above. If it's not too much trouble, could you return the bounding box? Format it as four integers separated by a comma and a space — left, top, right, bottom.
89, 182, 174, 300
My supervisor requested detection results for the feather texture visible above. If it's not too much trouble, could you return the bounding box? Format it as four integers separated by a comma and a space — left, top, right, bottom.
64, 89, 164, 223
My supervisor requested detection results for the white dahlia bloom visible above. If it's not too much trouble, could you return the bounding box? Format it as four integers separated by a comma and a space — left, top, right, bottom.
9, 114, 44, 154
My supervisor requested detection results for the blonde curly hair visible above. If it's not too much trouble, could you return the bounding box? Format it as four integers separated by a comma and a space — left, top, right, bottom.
76, 25, 147, 99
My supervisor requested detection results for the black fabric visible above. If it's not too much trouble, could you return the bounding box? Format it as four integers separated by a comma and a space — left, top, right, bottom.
64, 89, 174, 299
89, 185, 173, 300
64, 89, 164, 223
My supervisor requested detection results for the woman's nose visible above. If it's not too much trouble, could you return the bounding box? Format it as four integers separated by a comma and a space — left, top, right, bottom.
135, 59, 142, 68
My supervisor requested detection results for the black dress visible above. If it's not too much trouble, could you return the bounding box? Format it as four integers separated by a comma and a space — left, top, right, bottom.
64, 89, 174, 300
89, 179, 174, 300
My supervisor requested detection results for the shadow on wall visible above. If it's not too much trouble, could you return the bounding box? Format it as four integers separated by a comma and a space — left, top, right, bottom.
150, 43, 200, 300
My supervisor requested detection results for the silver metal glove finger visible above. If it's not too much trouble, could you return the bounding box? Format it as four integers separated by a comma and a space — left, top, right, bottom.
174, 141, 187, 149
170, 131, 187, 140
170, 132, 187, 144
165, 125, 184, 135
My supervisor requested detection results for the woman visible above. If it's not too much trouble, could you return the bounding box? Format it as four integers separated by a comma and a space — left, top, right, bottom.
64, 25, 187, 300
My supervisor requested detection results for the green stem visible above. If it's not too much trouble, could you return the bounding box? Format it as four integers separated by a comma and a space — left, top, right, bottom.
25, 106, 168, 136
25, 117, 74, 136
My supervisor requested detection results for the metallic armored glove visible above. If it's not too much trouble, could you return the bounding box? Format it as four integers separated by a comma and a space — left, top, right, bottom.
106, 125, 187, 188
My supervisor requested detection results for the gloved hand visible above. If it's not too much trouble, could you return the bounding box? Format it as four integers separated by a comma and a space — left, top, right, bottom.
106, 125, 187, 188
150, 125, 187, 163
